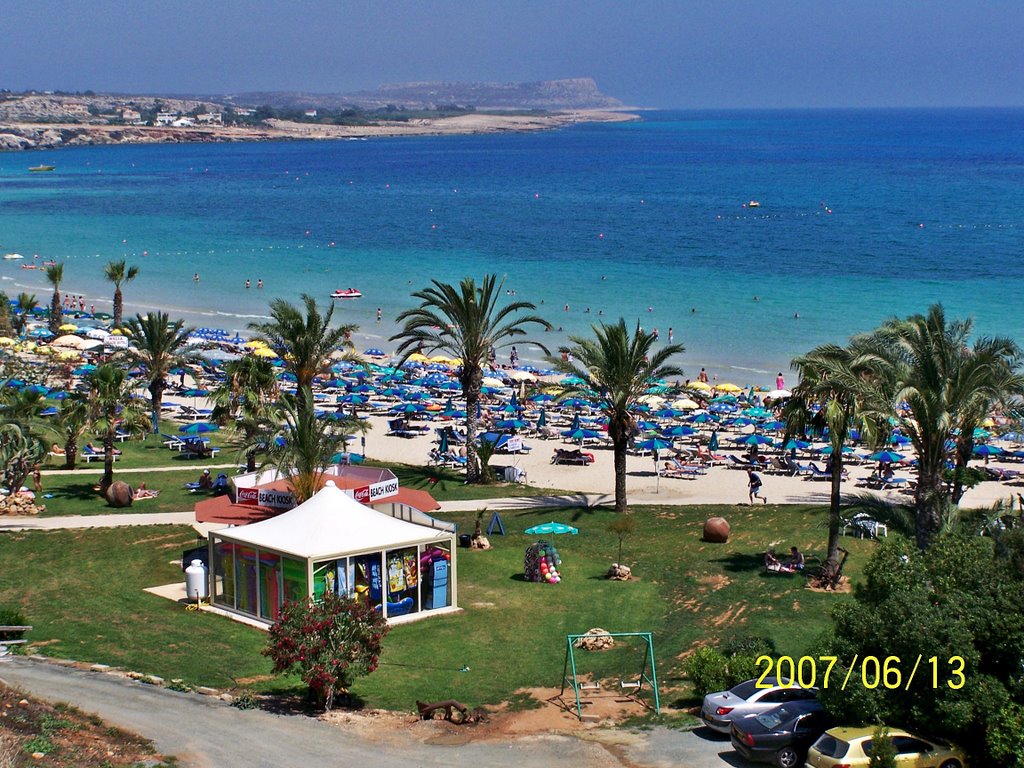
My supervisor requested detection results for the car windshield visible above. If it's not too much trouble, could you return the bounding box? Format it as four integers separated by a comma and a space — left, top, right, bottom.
812, 735, 850, 758
730, 680, 760, 700
755, 705, 796, 730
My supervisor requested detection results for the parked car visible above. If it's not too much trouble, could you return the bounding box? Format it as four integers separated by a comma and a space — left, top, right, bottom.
805, 727, 967, 768
730, 699, 830, 767
700, 677, 818, 734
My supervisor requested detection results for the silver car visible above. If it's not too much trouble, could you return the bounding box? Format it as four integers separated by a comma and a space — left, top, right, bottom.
700, 677, 818, 734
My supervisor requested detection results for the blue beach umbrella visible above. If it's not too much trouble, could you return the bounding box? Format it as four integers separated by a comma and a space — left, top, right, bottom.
364, 348, 385, 356
661, 425, 696, 437
763, 420, 787, 431
536, 409, 548, 428
636, 437, 672, 452
529, 393, 555, 403
390, 403, 425, 414
818, 445, 855, 455
733, 434, 774, 447
784, 439, 810, 451
889, 434, 911, 446
438, 430, 450, 454
973, 444, 1004, 457
338, 394, 368, 405
708, 430, 720, 452
181, 388, 209, 397
868, 450, 904, 463
179, 422, 219, 434
689, 413, 717, 424
562, 427, 600, 441
560, 397, 592, 409
496, 418, 529, 430
524, 521, 579, 536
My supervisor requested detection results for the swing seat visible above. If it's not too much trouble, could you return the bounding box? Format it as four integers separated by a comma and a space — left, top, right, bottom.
579, 681, 601, 691
619, 680, 641, 690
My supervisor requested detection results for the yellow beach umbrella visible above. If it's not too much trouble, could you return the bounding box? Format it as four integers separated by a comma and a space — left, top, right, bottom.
716, 383, 742, 393
110, 328, 123, 335
244, 339, 267, 349
672, 397, 701, 410
688, 381, 712, 393
58, 323, 78, 332
407, 352, 429, 362
58, 350, 81, 360
981, 417, 996, 428
251, 346, 278, 358
0, 337, 15, 346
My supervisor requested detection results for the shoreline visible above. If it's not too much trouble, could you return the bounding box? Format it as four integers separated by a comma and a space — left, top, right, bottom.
0, 109, 639, 152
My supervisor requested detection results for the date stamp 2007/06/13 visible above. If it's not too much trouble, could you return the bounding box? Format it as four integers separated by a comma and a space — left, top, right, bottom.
755, 654, 966, 691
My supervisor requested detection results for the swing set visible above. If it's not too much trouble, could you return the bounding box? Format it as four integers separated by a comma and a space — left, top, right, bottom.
559, 631, 660, 719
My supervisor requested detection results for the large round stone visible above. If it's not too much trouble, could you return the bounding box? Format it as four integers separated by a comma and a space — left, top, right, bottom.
106, 481, 134, 508
703, 516, 730, 543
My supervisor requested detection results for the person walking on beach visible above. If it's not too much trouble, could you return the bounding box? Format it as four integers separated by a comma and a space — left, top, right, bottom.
776, 372, 785, 390
747, 468, 767, 505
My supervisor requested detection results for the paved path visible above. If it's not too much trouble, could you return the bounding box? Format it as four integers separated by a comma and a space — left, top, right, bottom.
40, 463, 238, 476
0, 511, 194, 531
0, 659, 738, 768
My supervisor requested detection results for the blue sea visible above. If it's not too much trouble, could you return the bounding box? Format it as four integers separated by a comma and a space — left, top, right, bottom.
1, 108, 1023, 385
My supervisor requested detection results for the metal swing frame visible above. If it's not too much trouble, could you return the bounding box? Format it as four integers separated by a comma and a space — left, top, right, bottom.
559, 631, 660, 719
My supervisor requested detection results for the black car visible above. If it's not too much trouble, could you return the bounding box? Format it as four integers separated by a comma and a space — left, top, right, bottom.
730, 699, 831, 768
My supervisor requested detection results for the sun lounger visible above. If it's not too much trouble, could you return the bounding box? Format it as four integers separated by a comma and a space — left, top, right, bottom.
842, 513, 888, 539
727, 455, 755, 470
386, 418, 419, 438
551, 448, 594, 465
807, 462, 848, 481
660, 460, 706, 479
161, 433, 186, 450
82, 448, 119, 464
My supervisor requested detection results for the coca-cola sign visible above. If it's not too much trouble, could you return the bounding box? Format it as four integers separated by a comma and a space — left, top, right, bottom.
236, 487, 295, 509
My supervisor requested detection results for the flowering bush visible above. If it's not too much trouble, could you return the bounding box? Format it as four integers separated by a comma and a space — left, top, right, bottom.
264, 593, 389, 710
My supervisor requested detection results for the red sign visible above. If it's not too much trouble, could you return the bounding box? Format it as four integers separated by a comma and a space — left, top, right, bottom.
236, 487, 295, 509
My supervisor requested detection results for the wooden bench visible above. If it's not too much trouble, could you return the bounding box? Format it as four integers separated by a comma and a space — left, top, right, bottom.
0, 625, 32, 657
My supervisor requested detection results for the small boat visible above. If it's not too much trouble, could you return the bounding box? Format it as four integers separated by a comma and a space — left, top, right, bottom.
331, 288, 363, 299
20, 264, 37, 270
28, 165, 56, 172
746, 200, 760, 208
3, 253, 24, 260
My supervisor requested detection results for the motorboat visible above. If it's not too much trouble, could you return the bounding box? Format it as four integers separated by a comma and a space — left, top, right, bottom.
28, 165, 56, 172
331, 288, 363, 299
746, 200, 760, 208
3, 253, 24, 260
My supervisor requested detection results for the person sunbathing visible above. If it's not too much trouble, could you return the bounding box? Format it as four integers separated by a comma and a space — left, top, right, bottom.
784, 546, 805, 571
85, 442, 121, 455
132, 482, 158, 500
197, 469, 214, 490
764, 551, 795, 573
50, 443, 65, 455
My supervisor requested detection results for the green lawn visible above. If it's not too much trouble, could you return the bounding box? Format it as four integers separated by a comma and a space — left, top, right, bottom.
35, 469, 208, 517
44, 430, 236, 472
0, 504, 876, 712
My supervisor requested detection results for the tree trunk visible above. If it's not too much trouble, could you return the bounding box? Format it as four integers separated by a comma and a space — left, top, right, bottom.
246, 448, 257, 473
49, 291, 62, 334
825, 453, 843, 568
951, 435, 972, 505
113, 287, 123, 327
149, 378, 166, 434
63, 438, 77, 470
100, 431, 115, 491
914, 469, 944, 549
613, 437, 628, 513
462, 368, 483, 484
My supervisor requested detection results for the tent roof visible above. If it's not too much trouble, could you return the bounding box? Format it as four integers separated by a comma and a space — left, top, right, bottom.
215, 480, 450, 559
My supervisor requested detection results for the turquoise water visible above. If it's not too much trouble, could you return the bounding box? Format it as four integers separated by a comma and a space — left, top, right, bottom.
1, 108, 1023, 385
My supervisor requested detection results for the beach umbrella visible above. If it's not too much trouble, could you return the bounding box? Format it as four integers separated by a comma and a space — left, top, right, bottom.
661, 425, 697, 437
671, 398, 701, 410
58, 323, 78, 332
708, 403, 737, 414
39, 406, 58, 417
536, 409, 548, 428
23, 384, 49, 395
889, 434, 911, 446
251, 346, 278, 358
784, 439, 810, 451
181, 388, 209, 397
364, 348, 385, 356
636, 437, 672, 452
436, 381, 462, 391
973, 444, 1004, 457
390, 403, 425, 414
178, 422, 219, 434
338, 394, 368, 405
562, 427, 600, 441
46, 390, 68, 400
743, 407, 771, 418
0, 337, 15, 347
818, 445, 855, 455
561, 397, 592, 409
733, 434, 774, 446
999, 431, 1022, 443
708, 430, 720, 451
763, 420, 787, 431
710, 394, 737, 403
524, 521, 579, 536
688, 381, 712, 393
689, 412, 717, 424
654, 408, 685, 419
351, 384, 374, 394
717, 383, 742, 393
496, 418, 528, 430
727, 416, 758, 427
529, 392, 555, 402
973, 428, 991, 440
868, 450, 905, 463
765, 388, 792, 399
442, 409, 466, 419
636, 420, 660, 431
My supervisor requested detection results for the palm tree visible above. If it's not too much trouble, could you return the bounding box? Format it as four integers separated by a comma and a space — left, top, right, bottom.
210, 356, 280, 472
47, 394, 90, 470
45, 263, 64, 334
864, 304, 1024, 549
84, 364, 148, 492
391, 275, 551, 483
784, 341, 885, 568
552, 319, 683, 512
255, 388, 364, 503
12, 293, 37, 337
104, 259, 140, 327
122, 312, 195, 433
249, 295, 357, 413
0, 290, 13, 336
0, 422, 44, 496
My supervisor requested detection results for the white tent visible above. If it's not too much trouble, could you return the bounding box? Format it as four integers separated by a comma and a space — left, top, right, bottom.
208, 480, 456, 624
220, 481, 448, 559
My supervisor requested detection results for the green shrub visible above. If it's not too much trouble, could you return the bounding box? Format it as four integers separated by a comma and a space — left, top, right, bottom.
682, 646, 731, 697
868, 725, 897, 768
987, 702, 1024, 767
230, 690, 259, 710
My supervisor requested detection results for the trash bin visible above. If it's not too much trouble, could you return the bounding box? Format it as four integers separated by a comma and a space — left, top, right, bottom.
459, 533, 472, 548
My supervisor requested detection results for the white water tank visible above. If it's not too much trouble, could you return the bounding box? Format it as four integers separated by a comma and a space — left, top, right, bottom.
185, 559, 208, 600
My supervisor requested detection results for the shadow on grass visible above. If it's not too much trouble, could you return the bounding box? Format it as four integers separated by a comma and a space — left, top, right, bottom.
709, 551, 770, 574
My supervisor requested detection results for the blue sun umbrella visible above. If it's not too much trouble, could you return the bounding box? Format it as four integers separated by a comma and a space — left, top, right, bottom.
364, 348, 385, 356
784, 439, 810, 451
889, 434, 911, 446
661, 425, 696, 437
178, 422, 219, 434
496, 418, 529, 430
727, 416, 758, 427
39, 406, 58, 417
23, 384, 49, 395
560, 397, 592, 409
47, 390, 68, 400
524, 521, 579, 536
529, 392, 555, 402
562, 427, 600, 441
390, 403, 425, 414
436, 381, 462, 391
743, 407, 771, 418
868, 450, 905, 463
636, 437, 672, 452
763, 420, 787, 431
710, 394, 737, 403
438, 430, 450, 454
818, 445, 855, 455
338, 394, 367, 405
181, 388, 209, 397
973, 444, 1004, 457
654, 408, 685, 419
442, 409, 467, 419
708, 430, 720, 451
689, 412, 717, 424
733, 434, 774, 446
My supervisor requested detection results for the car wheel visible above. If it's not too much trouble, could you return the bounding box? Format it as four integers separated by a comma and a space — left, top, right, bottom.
938, 762, 961, 768
775, 747, 800, 768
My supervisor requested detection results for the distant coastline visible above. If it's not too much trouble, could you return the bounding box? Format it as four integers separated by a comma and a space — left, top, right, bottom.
0, 110, 638, 152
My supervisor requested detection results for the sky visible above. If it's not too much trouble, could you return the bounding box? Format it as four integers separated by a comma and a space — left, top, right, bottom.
5, 1, 1023, 108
